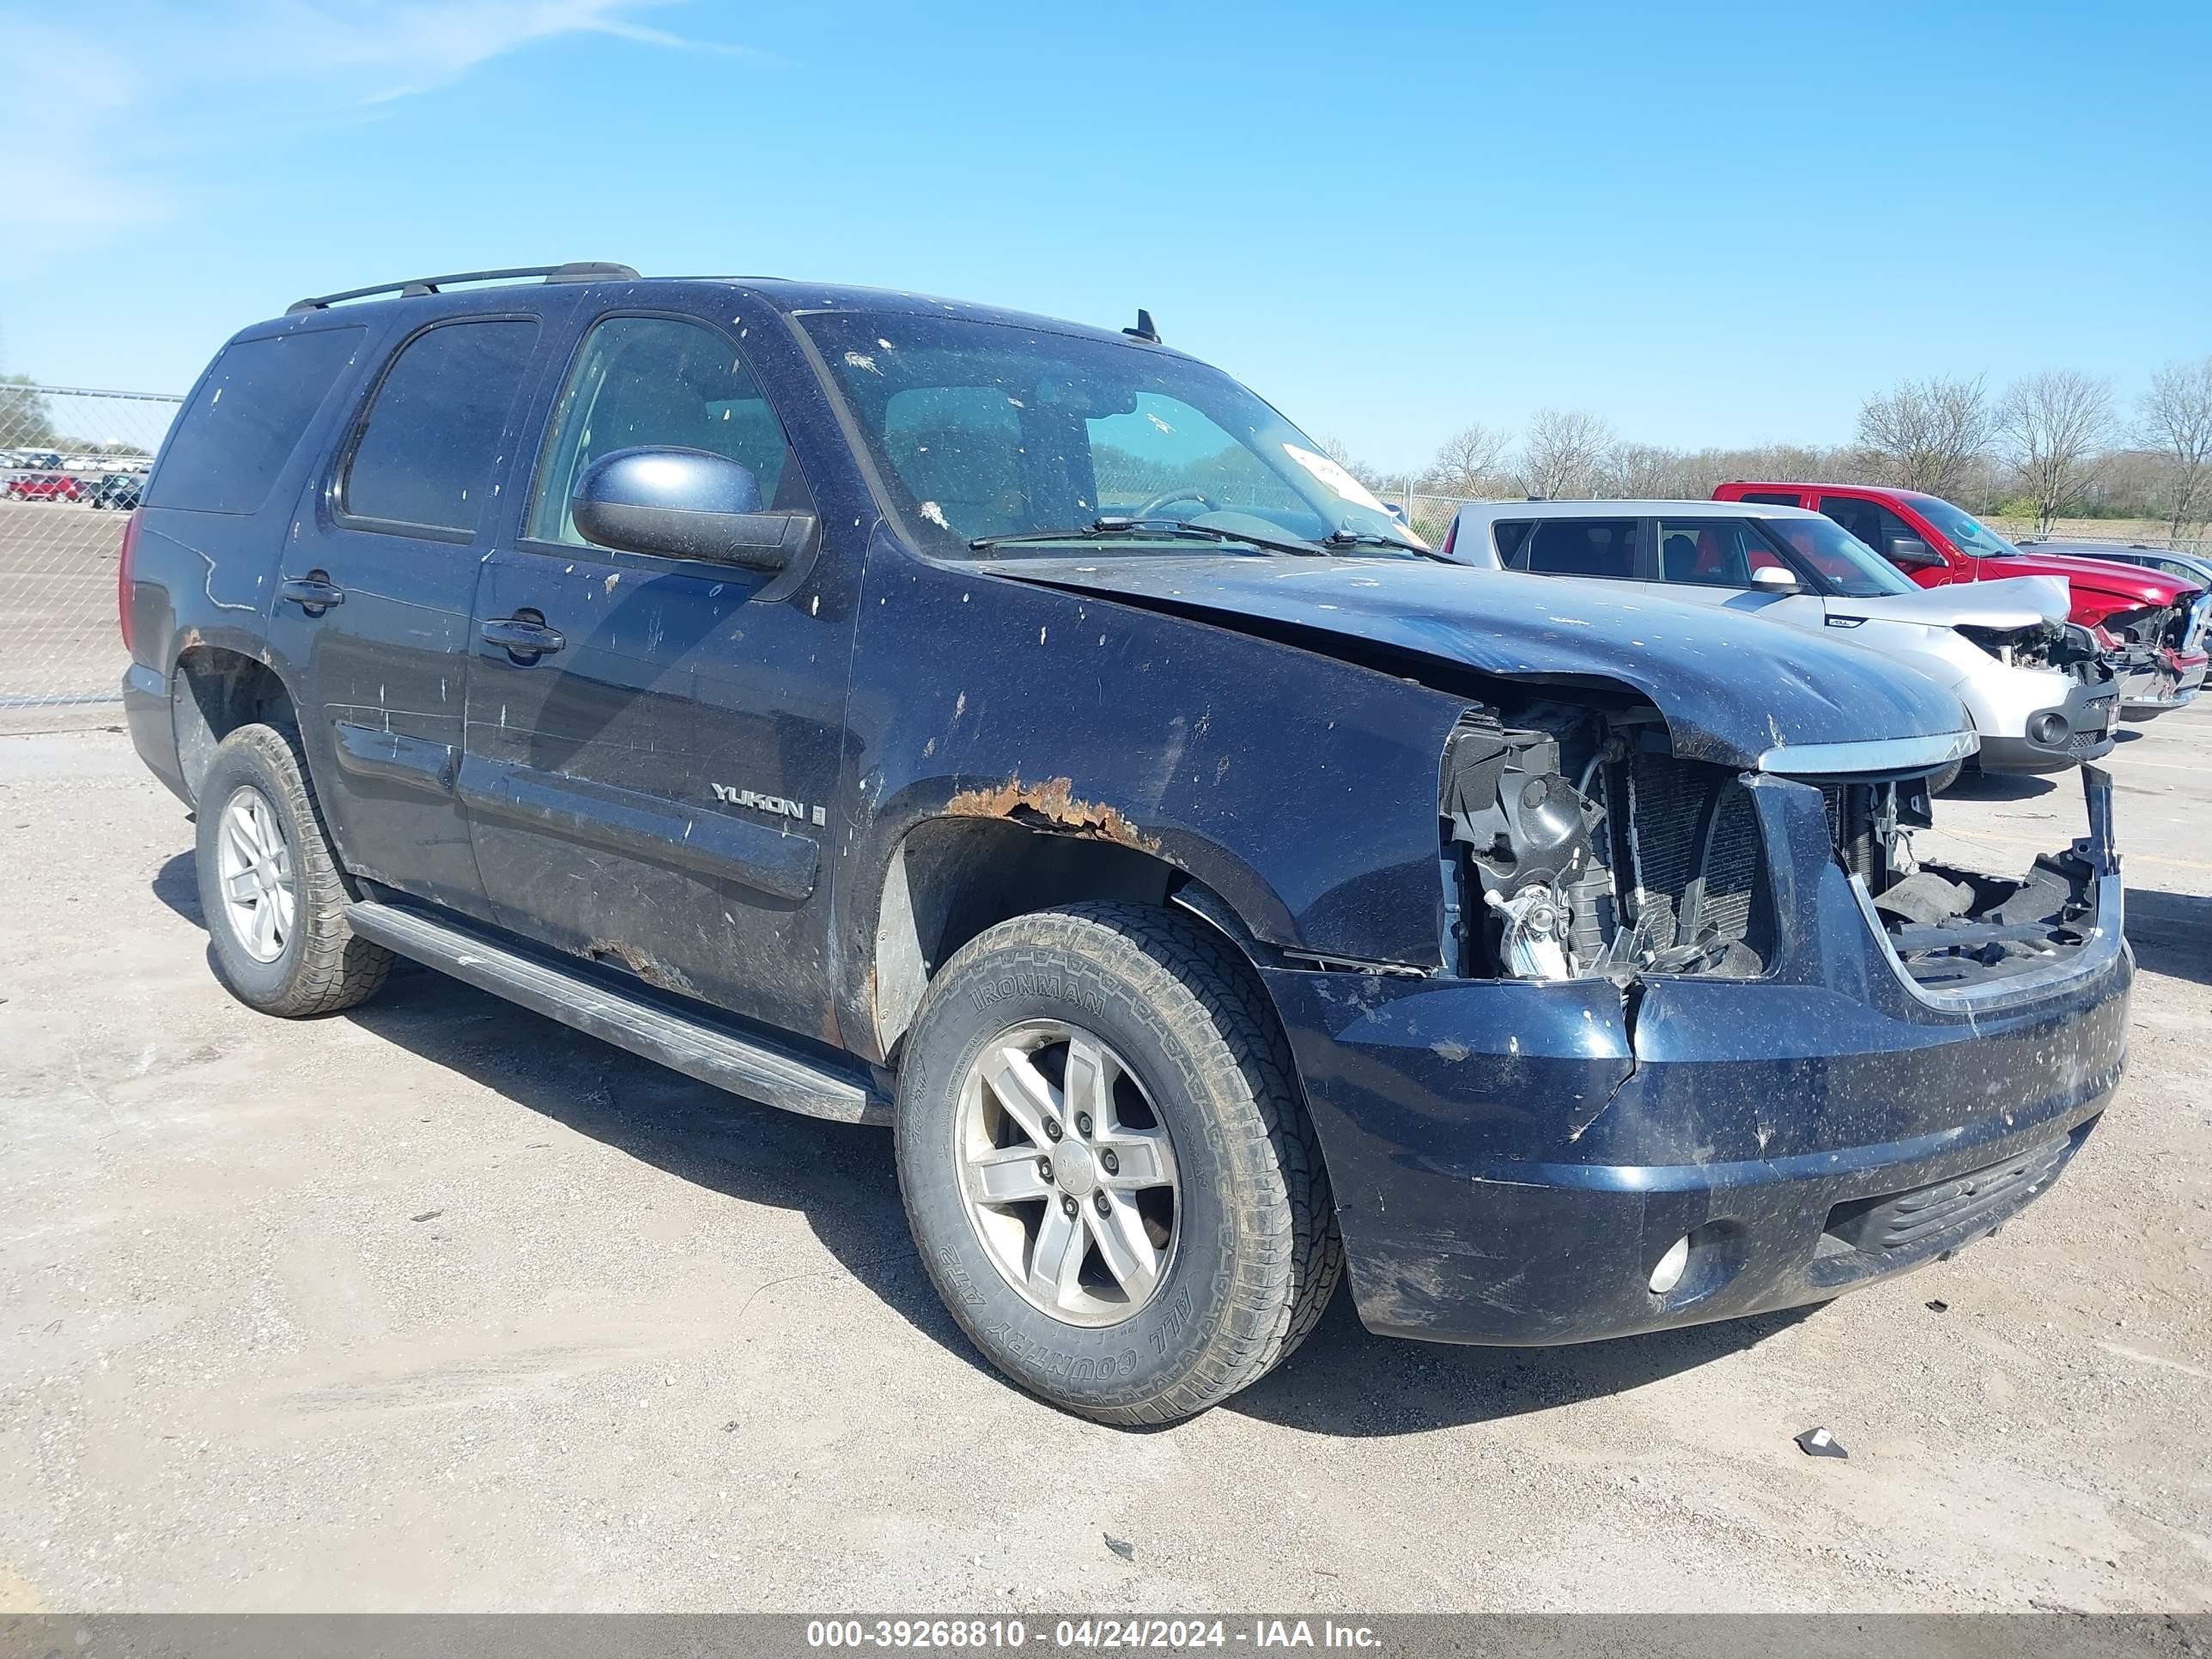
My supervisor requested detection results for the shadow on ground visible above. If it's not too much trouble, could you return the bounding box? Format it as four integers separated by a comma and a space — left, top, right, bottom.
2125, 887, 2212, 987
1942, 769, 2057, 802
1225, 1294, 1814, 1436
152, 850, 1817, 1433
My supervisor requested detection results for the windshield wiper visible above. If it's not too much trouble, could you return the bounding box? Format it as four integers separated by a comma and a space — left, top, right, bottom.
1322, 527, 1452, 562
968, 516, 1325, 558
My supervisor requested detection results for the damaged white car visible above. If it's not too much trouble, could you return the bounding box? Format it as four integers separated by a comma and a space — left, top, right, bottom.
1441, 498, 2120, 783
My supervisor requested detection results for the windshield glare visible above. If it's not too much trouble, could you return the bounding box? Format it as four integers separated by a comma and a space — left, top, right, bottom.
1910, 495, 2021, 557
1762, 515, 1917, 598
799, 312, 1425, 556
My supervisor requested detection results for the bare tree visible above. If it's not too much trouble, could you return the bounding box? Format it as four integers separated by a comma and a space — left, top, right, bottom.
2136, 356, 2212, 539
1853, 374, 1994, 496
1316, 434, 1392, 495
1420, 421, 1514, 497
1999, 371, 2116, 532
1515, 408, 1616, 500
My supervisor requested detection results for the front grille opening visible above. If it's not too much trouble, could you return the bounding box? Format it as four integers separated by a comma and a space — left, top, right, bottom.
1821, 775, 2104, 992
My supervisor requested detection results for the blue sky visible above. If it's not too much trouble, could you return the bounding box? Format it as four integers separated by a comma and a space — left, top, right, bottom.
3, 0, 2206, 472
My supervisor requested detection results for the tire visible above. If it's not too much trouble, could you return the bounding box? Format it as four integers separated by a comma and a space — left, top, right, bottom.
1927, 758, 1965, 795
895, 902, 1341, 1425
195, 722, 392, 1017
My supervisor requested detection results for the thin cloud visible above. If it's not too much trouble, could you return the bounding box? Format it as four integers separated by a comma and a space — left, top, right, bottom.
0, 1, 754, 260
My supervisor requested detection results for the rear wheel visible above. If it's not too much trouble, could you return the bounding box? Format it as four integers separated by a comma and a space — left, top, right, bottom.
895, 903, 1340, 1425
195, 723, 391, 1017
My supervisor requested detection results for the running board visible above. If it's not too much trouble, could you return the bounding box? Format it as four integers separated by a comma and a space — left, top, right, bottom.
344, 902, 889, 1127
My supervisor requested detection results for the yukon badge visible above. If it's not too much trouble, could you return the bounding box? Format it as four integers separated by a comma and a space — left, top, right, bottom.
712, 781, 827, 827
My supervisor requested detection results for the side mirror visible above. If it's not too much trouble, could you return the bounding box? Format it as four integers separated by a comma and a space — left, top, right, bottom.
571, 447, 813, 572
1750, 565, 1802, 593
1887, 536, 1942, 569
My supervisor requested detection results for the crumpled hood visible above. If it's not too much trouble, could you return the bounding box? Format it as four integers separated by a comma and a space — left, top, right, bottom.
993, 554, 1972, 771
1828, 574, 2071, 629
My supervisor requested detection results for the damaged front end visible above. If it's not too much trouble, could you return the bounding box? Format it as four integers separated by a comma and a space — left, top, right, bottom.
1435, 700, 2115, 1000
1261, 698, 2130, 1348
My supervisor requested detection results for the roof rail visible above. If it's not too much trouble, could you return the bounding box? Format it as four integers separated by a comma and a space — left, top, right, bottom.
285, 262, 640, 315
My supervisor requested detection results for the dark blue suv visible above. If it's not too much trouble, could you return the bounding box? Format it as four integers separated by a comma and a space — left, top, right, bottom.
118, 264, 2129, 1422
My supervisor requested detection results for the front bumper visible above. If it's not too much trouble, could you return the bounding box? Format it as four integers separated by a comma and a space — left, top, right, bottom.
1265, 768, 2130, 1346
1976, 669, 2118, 774
2117, 647, 2205, 719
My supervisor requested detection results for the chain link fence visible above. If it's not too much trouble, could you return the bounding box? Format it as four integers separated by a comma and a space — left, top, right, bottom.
0, 384, 182, 708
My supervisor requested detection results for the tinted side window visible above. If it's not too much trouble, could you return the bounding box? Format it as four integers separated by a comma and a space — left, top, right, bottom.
150, 326, 363, 515
1656, 520, 1781, 586
1491, 520, 1534, 566
1526, 519, 1637, 578
1818, 495, 1919, 561
1737, 491, 1802, 507
528, 315, 809, 544
342, 319, 540, 535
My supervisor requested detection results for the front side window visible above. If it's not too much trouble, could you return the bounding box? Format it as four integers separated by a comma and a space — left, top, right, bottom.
528, 314, 809, 545
1656, 520, 1778, 586
1761, 515, 1916, 598
1524, 519, 1636, 578
341, 319, 539, 535
799, 311, 1425, 556
1816, 494, 1923, 565
1902, 492, 2023, 558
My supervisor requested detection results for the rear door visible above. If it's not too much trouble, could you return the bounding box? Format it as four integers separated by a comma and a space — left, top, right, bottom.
460, 309, 847, 1037
270, 311, 547, 917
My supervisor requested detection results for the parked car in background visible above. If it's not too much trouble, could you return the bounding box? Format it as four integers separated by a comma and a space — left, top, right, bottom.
1441, 500, 2118, 781
1715, 483, 2206, 719
118, 262, 2130, 1424
4, 469, 82, 502
88, 472, 143, 510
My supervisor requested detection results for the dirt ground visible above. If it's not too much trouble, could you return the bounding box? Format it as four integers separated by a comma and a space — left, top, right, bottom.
0, 702, 2206, 1615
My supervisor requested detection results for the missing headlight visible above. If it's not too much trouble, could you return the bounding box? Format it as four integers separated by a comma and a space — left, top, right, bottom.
1440, 709, 1770, 982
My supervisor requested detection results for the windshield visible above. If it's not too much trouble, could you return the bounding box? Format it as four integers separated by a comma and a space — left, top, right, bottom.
1908, 494, 2022, 558
1760, 515, 1917, 598
799, 311, 1426, 556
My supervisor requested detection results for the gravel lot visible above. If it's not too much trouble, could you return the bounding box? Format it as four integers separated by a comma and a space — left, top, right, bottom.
0, 703, 2206, 1614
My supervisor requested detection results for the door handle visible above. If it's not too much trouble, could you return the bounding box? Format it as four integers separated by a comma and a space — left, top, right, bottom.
481, 617, 567, 657
278, 574, 344, 610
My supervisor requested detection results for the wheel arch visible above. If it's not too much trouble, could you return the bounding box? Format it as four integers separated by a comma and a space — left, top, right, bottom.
172, 643, 300, 803
866, 811, 1275, 1061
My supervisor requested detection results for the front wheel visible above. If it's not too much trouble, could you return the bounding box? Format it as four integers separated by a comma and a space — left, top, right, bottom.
895, 903, 1340, 1425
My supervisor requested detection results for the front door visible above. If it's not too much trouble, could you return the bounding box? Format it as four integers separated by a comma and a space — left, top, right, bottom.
271, 313, 545, 916
1815, 492, 1948, 590
461, 311, 850, 1038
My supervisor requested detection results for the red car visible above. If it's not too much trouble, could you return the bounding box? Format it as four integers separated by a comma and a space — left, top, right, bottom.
3, 471, 82, 503
1716, 482, 2206, 719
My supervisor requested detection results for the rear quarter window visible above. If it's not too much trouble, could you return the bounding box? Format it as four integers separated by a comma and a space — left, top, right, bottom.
148, 325, 364, 515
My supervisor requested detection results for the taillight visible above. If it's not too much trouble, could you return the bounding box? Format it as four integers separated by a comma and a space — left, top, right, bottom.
118, 506, 143, 656
1440, 517, 1458, 559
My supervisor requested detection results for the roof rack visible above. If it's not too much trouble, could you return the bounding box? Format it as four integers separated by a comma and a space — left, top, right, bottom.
285, 262, 640, 315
